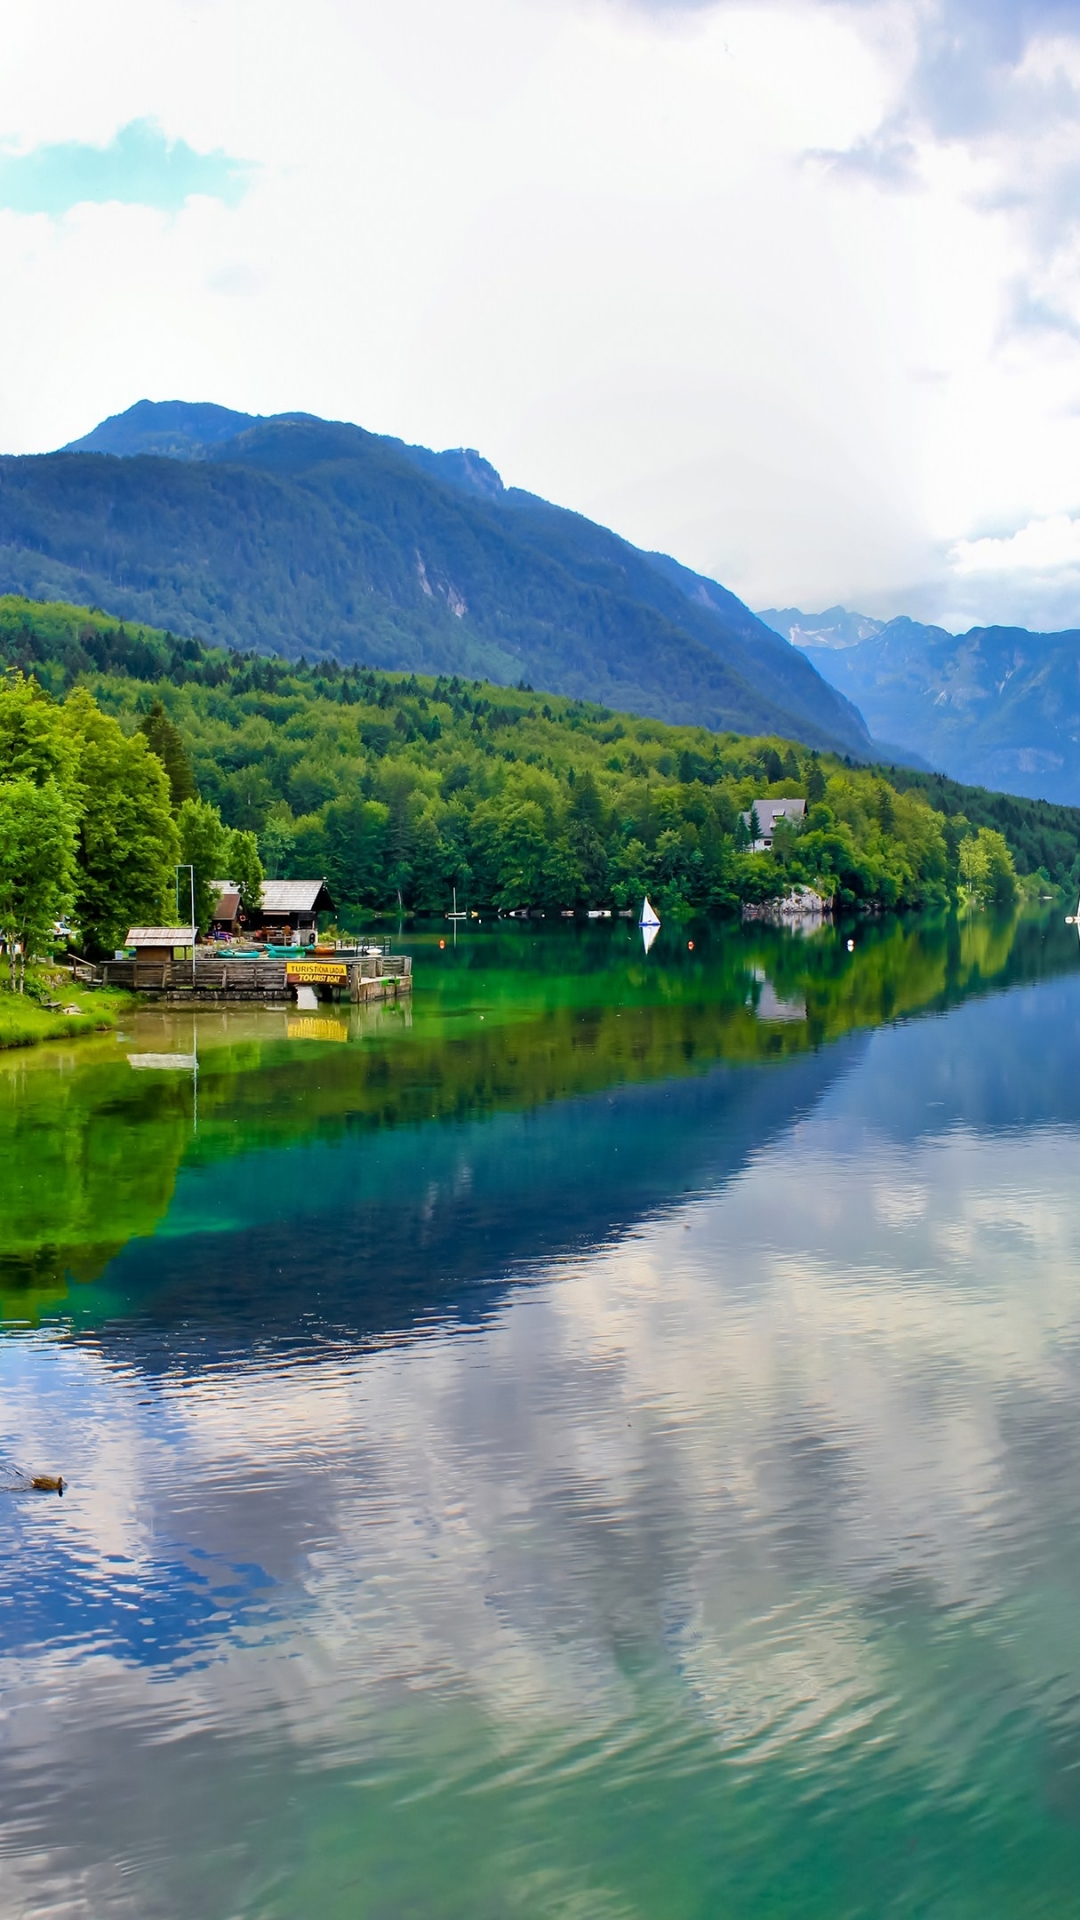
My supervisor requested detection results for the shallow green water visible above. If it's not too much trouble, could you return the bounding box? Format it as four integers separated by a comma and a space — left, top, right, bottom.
3, 913, 1080, 1916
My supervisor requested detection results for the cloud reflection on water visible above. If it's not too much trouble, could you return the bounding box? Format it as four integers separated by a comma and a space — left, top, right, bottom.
4, 986, 1080, 1909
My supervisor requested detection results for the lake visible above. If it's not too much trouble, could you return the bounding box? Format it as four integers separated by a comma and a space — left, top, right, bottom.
3, 912, 1080, 1918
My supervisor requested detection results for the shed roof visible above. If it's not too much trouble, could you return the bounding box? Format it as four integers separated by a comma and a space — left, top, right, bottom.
259, 879, 335, 915
211, 885, 242, 921
126, 927, 196, 947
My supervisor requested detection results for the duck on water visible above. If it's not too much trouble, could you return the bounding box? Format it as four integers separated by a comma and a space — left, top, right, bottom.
1, 1460, 64, 1495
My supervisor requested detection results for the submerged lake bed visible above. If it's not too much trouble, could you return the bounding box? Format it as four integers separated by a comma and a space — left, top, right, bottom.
3, 915, 1080, 1917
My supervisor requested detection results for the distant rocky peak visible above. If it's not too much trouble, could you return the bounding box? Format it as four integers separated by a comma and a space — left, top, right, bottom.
758, 605, 886, 649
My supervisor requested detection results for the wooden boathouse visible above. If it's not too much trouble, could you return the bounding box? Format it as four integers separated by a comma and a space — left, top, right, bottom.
251, 879, 335, 945
209, 878, 335, 943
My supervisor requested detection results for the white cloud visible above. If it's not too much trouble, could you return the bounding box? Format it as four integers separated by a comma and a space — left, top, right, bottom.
951, 512, 1080, 575
0, 0, 1079, 624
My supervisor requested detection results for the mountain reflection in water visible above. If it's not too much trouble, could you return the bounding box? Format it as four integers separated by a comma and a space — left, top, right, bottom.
1, 910, 1072, 1338
2, 913, 1080, 1919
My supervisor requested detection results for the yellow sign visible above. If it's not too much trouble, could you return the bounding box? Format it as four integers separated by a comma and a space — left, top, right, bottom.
286, 961, 348, 983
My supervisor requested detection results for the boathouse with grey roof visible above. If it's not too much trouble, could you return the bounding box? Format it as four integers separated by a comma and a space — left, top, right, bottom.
253, 880, 335, 944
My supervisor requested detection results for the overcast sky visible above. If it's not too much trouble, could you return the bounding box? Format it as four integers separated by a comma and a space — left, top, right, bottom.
2, 0, 1080, 629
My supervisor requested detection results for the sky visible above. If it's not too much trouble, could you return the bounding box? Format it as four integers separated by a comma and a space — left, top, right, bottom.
1, 0, 1080, 631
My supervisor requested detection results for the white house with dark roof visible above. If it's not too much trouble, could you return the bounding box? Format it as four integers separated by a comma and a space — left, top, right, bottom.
740, 797, 806, 852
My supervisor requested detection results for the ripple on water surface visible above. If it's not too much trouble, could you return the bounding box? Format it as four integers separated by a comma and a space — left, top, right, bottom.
2, 932, 1080, 1915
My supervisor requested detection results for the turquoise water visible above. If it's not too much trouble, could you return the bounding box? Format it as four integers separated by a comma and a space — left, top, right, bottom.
3, 916, 1080, 1916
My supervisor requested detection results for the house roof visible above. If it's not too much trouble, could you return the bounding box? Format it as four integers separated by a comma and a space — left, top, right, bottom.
259, 879, 335, 915
741, 798, 807, 839
744, 797, 806, 824
126, 927, 196, 947
211, 885, 242, 921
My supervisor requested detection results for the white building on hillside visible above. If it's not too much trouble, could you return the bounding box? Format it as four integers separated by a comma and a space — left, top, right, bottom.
740, 797, 806, 851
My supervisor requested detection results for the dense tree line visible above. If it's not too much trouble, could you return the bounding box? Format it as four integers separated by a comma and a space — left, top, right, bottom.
1, 597, 1064, 970
884, 763, 1080, 892
95, 666, 1029, 919
0, 673, 261, 976
0, 675, 177, 980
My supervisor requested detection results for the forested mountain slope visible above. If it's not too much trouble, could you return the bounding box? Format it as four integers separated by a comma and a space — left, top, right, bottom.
760, 604, 1080, 804
0, 400, 874, 755
5, 594, 1079, 915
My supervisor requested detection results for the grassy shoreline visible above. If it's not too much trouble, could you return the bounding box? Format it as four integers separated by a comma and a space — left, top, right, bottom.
0, 972, 134, 1051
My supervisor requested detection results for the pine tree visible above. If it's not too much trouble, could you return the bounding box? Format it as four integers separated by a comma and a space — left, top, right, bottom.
138, 700, 197, 809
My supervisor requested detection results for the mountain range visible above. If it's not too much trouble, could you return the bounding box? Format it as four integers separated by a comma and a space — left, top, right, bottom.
760, 605, 1080, 805
0, 399, 872, 757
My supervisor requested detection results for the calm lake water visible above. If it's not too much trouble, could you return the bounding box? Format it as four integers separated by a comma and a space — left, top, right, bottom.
3, 913, 1080, 1918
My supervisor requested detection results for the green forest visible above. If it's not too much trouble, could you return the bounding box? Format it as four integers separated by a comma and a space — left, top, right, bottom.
2, 595, 1078, 963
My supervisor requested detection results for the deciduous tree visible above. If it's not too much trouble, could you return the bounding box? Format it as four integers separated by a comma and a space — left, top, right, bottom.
0, 672, 78, 790
0, 777, 77, 988
226, 828, 263, 919
177, 797, 230, 934
62, 690, 179, 953
959, 827, 1018, 907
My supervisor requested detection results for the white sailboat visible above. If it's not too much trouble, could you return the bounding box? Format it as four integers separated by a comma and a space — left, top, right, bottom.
639, 896, 660, 954
1067, 895, 1080, 927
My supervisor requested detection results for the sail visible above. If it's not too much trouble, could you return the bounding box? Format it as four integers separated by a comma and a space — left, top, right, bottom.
639, 895, 660, 929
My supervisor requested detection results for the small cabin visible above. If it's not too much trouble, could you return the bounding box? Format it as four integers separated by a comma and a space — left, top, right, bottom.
125, 926, 196, 987
252, 880, 335, 946
125, 926, 197, 960
741, 797, 806, 851
210, 883, 243, 938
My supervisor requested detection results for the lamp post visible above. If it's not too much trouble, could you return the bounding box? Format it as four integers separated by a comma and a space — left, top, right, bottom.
176, 864, 195, 985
